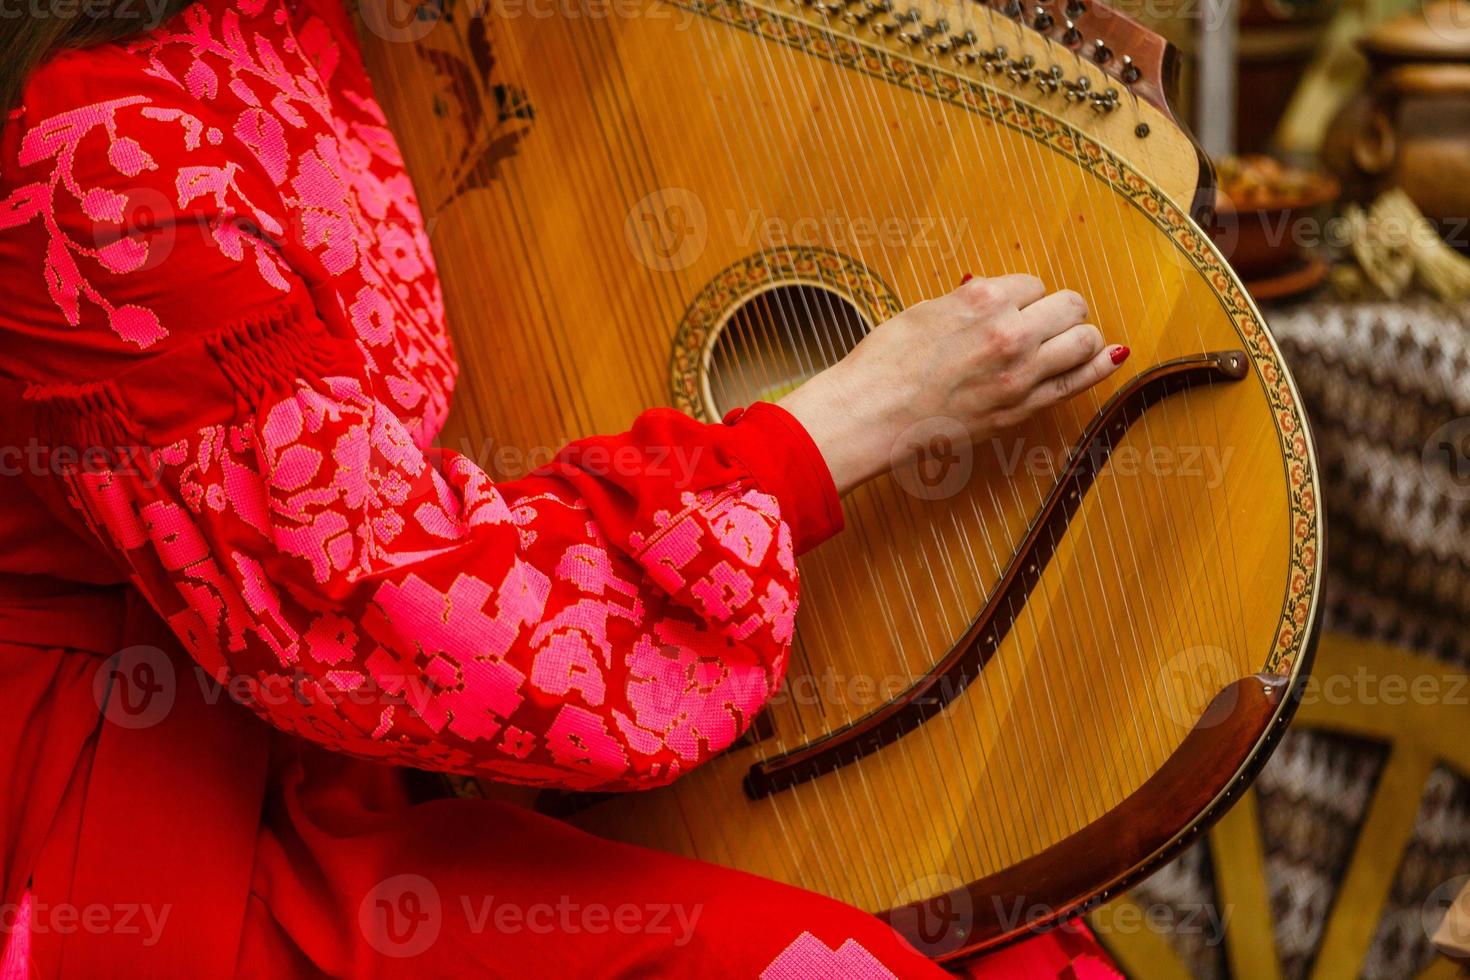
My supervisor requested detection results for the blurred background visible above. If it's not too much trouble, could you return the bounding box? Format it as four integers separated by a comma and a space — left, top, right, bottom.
1085, 1, 1470, 976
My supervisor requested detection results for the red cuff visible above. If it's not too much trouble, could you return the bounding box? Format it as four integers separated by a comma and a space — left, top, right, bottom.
722, 402, 844, 555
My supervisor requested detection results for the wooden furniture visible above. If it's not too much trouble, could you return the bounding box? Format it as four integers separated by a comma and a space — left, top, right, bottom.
1093, 634, 1470, 980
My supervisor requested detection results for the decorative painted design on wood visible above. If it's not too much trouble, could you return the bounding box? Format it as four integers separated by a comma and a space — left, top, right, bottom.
415, 1, 535, 208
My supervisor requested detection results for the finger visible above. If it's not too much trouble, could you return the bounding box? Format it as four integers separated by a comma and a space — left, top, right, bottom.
1023, 343, 1129, 412
1017, 289, 1089, 343
957, 273, 1046, 308
1033, 322, 1104, 379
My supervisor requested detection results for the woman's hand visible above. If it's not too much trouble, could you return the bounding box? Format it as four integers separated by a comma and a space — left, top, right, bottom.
777, 274, 1128, 495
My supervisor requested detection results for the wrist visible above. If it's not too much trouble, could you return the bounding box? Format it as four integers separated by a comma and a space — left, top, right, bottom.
777, 366, 902, 495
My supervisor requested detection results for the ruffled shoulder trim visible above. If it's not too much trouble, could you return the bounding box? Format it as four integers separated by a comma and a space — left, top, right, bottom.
8, 293, 352, 462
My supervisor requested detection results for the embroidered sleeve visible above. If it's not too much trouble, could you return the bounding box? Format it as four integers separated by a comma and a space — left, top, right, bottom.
1, 75, 843, 791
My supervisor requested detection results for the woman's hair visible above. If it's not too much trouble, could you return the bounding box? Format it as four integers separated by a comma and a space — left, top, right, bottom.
1, 0, 197, 126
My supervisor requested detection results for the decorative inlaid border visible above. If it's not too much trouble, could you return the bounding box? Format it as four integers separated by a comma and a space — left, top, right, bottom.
665, 0, 1321, 676
668, 246, 903, 422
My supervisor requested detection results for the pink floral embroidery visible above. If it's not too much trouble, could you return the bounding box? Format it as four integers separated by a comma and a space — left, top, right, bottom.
2, 0, 808, 792
3, 98, 169, 347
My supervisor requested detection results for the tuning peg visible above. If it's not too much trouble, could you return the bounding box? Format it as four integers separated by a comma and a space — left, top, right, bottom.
1120, 54, 1142, 84
929, 30, 975, 55
1062, 19, 1082, 45
1092, 38, 1112, 63
981, 44, 1008, 72
1032, 4, 1053, 29
1065, 0, 1086, 16
1005, 54, 1036, 82
1088, 87, 1120, 112
872, 7, 919, 34
898, 16, 947, 45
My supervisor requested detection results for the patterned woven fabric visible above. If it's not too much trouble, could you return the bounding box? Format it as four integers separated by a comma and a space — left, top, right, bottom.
1274, 299, 1470, 667
1259, 730, 1388, 980
1127, 836, 1227, 980
1126, 296, 1470, 978
1364, 765, 1470, 978
1271, 297, 1470, 976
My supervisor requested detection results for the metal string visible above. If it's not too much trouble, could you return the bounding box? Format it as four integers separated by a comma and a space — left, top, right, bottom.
405, 0, 1262, 913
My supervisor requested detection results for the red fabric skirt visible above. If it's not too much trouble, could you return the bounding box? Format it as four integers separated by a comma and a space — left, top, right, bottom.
0, 593, 1120, 978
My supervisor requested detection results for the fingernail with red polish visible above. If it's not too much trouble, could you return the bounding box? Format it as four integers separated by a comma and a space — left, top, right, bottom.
960, 273, 974, 285
1110, 345, 1130, 365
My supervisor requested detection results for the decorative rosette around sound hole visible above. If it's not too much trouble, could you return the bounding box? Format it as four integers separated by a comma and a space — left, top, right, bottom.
668, 246, 905, 422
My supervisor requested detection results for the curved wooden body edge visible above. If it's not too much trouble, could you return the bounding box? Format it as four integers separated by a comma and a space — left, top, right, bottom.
936, 524, 1321, 961
1166, 41, 1221, 227
891, 672, 1295, 961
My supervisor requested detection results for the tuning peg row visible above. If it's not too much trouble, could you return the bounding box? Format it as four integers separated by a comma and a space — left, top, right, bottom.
818, 0, 1144, 102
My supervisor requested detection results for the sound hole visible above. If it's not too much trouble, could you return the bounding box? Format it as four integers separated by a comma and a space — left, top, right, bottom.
704, 284, 870, 418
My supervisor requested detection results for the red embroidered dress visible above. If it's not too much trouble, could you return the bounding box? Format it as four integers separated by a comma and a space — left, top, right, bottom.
0, 0, 1121, 975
